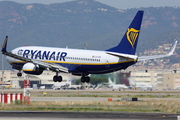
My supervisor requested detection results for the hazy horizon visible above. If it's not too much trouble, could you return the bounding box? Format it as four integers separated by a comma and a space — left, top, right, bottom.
0, 0, 180, 9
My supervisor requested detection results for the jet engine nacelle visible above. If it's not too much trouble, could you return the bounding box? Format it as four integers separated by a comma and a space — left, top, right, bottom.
22, 63, 44, 75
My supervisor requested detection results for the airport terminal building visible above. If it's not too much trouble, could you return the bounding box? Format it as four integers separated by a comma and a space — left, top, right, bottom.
0, 70, 78, 89
0, 69, 180, 90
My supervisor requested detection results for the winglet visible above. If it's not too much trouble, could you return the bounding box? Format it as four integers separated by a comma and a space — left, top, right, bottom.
168, 41, 178, 56
2, 36, 8, 52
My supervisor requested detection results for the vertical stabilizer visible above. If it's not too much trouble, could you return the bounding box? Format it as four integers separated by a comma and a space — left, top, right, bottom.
106, 11, 144, 55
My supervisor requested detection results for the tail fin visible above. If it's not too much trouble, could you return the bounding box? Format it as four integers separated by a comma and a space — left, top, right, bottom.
106, 10, 144, 55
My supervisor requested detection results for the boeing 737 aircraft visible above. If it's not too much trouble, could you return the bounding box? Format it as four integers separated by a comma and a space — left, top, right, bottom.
1, 11, 178, 83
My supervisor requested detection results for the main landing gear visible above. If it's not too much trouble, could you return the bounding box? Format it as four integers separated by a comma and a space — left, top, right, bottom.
53, 72, 62, 82
17, 71, 22, 77
81, 75, 90, 83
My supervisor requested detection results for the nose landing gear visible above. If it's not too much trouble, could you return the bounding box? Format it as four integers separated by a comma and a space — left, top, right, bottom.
17, 71, 22, 77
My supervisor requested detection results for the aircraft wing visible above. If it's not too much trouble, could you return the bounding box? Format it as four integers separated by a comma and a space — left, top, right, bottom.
31, 59, 68, 73
138, 41, 178, 61
1, 36, 69, 73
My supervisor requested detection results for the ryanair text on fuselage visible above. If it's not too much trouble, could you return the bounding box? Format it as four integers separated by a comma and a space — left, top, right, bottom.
18, 49, 67, 61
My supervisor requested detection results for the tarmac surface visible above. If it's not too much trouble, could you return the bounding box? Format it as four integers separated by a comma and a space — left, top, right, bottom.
1, 89, 180, 120
0, 111, 179, 120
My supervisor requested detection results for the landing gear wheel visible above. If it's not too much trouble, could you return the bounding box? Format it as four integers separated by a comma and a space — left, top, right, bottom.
53, 76, 58, 82
85, 77, 90, 83
57, 76, 62, 82
81, 76, 86, 83
17, 72, 22, 77
53, 75, 62, 82
81, 76, 90, 83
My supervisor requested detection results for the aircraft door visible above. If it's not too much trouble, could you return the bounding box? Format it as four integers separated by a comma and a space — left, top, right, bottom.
105, 54, 110, 67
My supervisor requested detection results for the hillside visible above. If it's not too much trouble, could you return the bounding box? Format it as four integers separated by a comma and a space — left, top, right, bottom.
0, 0, 180, 69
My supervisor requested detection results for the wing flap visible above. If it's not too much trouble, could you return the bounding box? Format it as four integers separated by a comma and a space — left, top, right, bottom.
32, 59, 68, 73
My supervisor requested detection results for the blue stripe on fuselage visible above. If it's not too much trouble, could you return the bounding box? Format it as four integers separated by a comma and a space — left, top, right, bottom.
10, 60, 136, 74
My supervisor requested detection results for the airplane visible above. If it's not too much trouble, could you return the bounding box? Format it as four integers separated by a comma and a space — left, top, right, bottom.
52, 83, 70, 90
1, 10, 178, 83
133, 83, 153, 91
108, 78, 128, 91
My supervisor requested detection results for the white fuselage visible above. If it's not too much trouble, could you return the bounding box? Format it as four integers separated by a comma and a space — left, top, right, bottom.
7, 46, 137, 74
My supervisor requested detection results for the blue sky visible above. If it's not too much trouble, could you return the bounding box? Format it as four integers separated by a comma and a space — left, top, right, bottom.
0, 0, 180, 9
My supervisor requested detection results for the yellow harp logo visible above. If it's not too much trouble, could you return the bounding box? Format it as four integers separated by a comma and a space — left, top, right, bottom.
126, 28, 140, 48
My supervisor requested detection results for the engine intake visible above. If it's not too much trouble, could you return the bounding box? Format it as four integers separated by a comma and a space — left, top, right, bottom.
22, 63, 44, 75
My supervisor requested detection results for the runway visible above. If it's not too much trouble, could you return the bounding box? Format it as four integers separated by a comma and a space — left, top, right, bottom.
31, 97, 180, 101
1, 89, 180, 120
0, 111, 179, 120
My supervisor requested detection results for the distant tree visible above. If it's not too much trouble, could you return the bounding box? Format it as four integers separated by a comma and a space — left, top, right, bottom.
75, 79, 81, 85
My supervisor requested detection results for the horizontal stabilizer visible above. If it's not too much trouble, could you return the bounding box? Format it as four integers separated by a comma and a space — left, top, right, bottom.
106, 52, 138, 59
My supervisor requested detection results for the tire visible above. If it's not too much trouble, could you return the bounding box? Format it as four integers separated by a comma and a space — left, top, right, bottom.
53, 76, 58, 82
81, 77, 86, 83
57, 76, 62, 82
17, 72, 22, 77
85, 77, 90, 83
